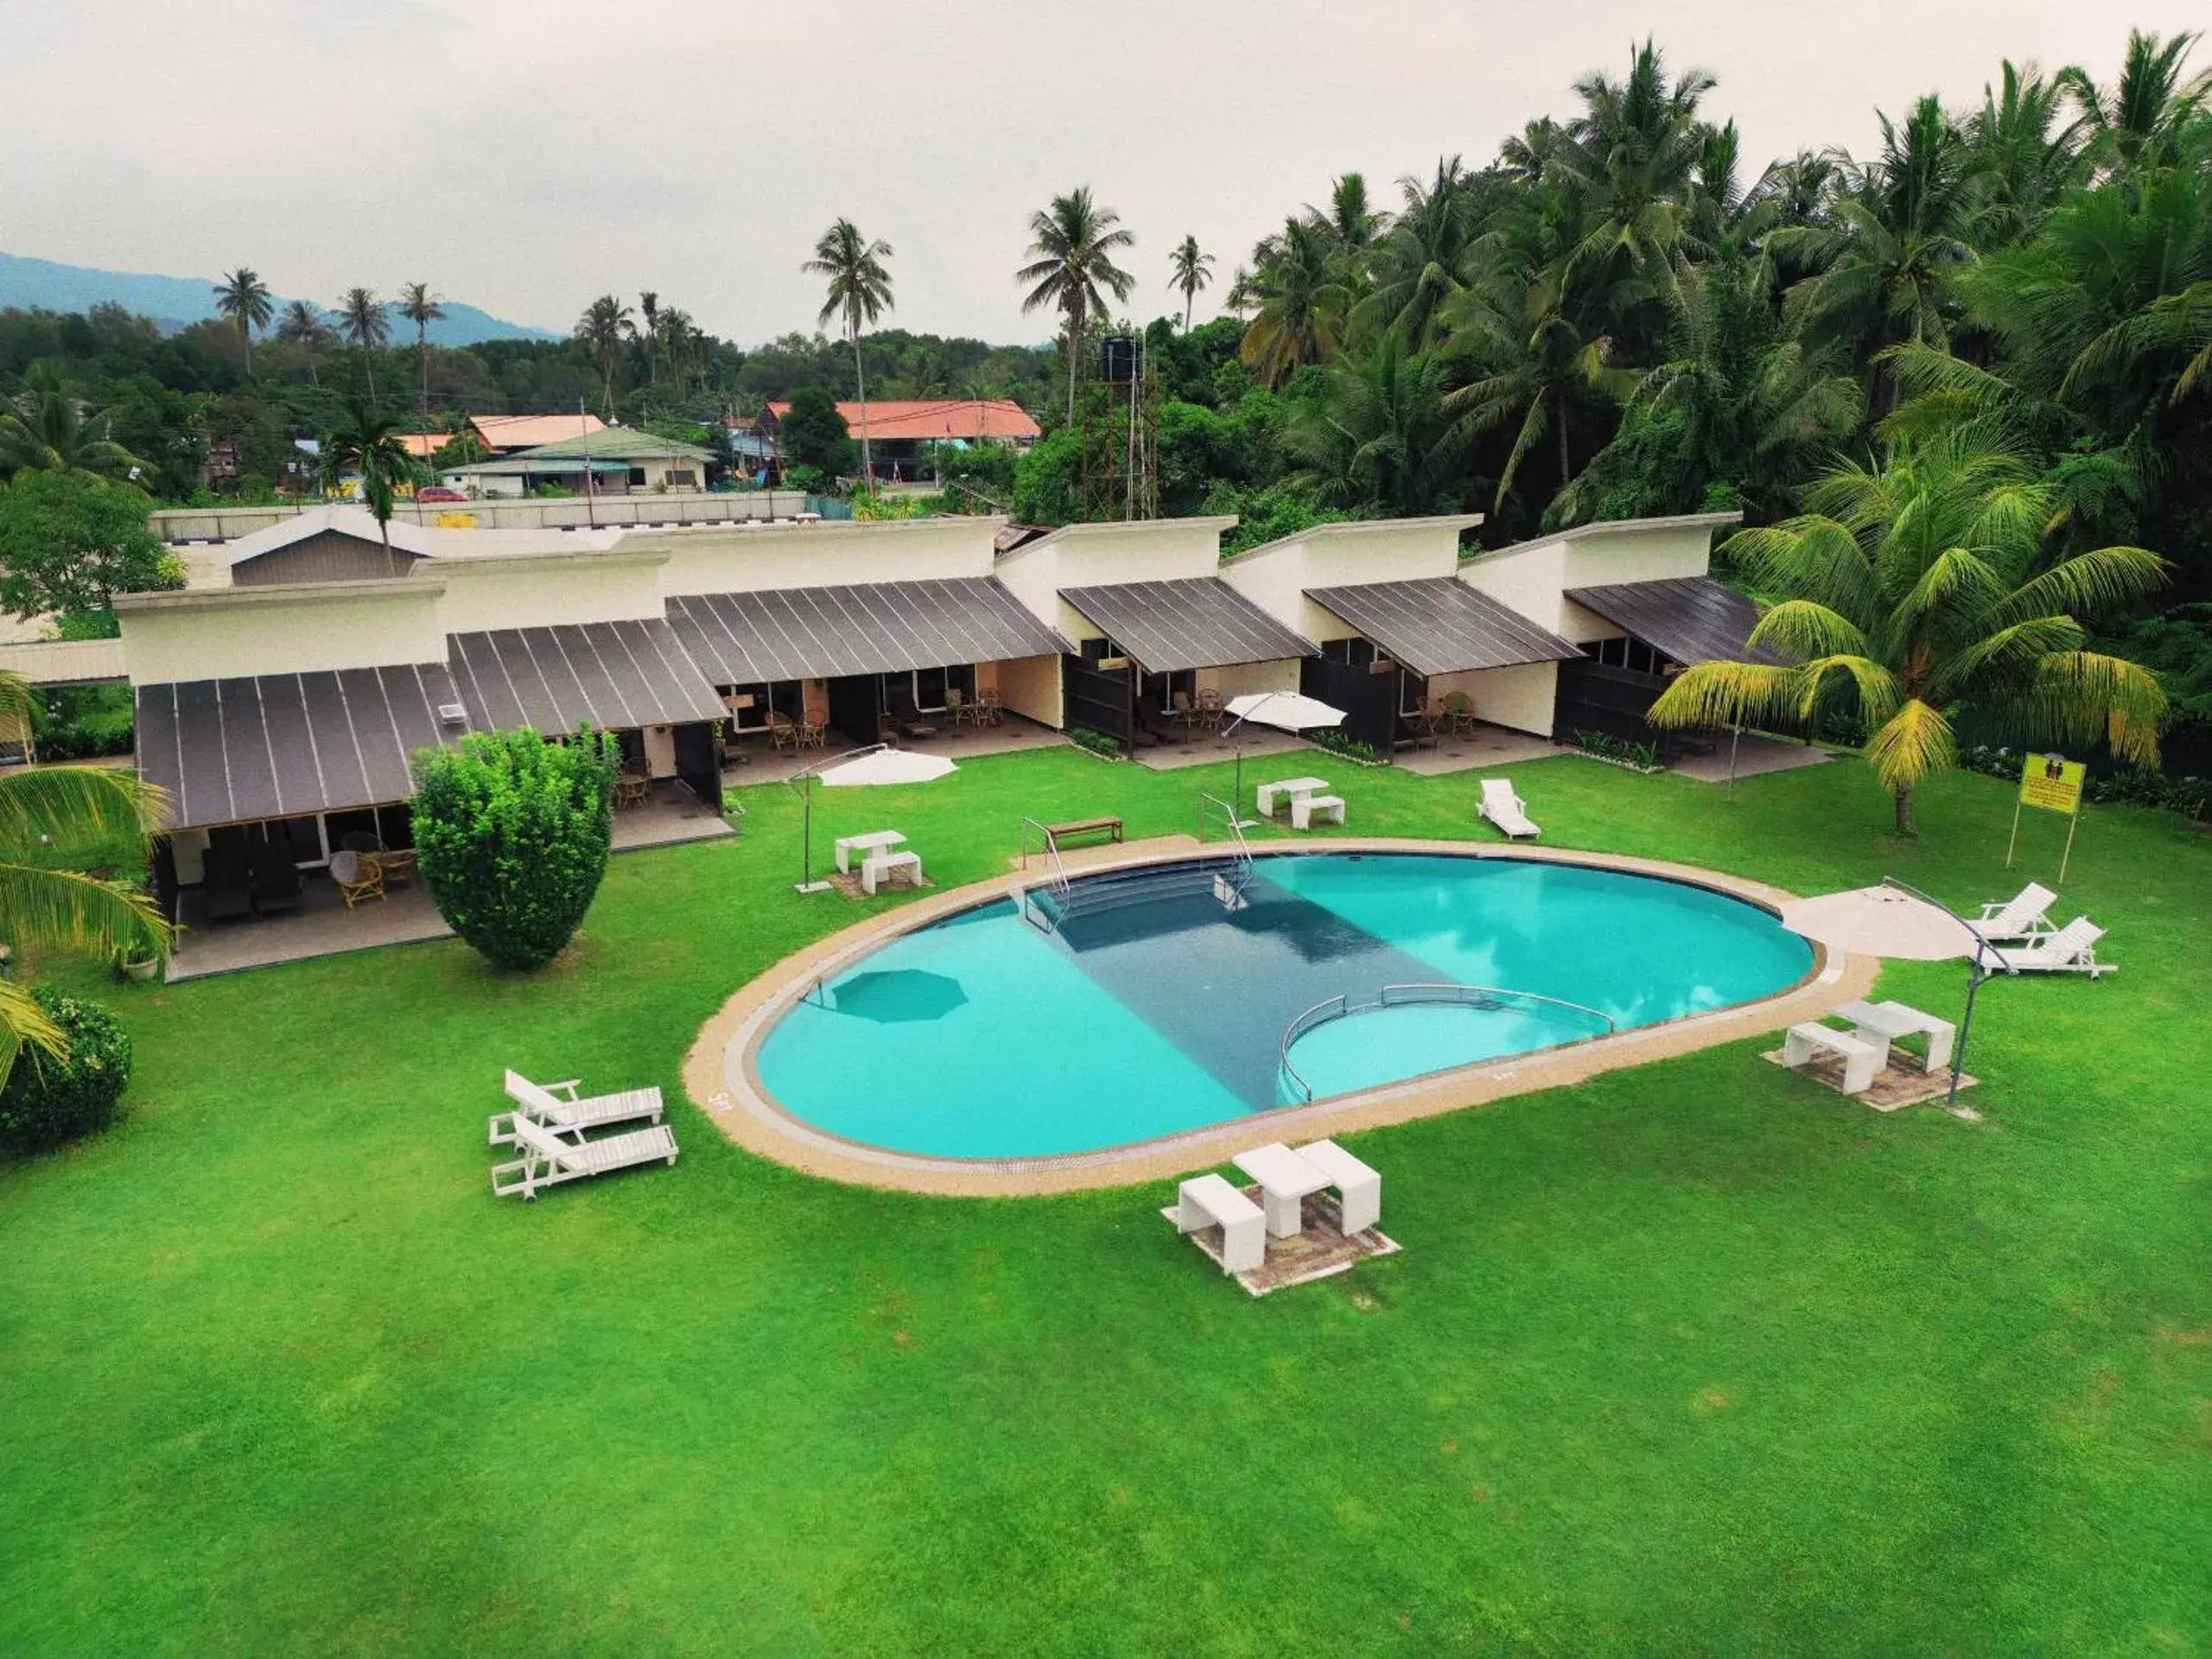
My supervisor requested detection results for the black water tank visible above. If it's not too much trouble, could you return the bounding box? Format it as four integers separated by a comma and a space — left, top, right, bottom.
1100, 335, 1137, 383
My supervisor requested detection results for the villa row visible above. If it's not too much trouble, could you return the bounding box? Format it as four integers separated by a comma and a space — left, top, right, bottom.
29, 504, 1763, 930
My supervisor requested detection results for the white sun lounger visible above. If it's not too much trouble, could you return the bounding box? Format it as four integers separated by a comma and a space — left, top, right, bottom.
1292, 1138, 1382, 1235
489, 1069, 664, 1147
1988, 917, 2115, 976
1478, 778, 1539, 839
1969, 882, 2059, 943
490, 1114, 680, 1200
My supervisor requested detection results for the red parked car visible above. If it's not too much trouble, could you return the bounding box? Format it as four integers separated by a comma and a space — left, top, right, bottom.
415, 486, 467, 503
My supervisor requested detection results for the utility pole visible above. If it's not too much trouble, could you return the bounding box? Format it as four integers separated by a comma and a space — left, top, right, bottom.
580, 397, 597, 527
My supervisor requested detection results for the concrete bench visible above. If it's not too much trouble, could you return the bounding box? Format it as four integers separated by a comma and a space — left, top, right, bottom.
1291, 793, 1345, 831
1293, 1138, 1382, 1235
860, 849, 923, 895
1047, 816, 1122, 848
1783, 1021, 1883, 1096
1171, 1173, 1265, 1274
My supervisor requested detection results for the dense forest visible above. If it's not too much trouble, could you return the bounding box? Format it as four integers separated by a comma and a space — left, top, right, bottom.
0, 28, 2206, 753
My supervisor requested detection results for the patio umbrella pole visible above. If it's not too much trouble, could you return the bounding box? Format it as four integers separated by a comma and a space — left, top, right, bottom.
1880, 875, 1999, 1113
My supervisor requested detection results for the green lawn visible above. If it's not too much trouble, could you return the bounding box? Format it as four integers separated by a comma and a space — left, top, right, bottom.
3, 747, 2207, 1655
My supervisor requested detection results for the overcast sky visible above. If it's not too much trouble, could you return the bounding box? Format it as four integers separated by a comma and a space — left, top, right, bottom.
0, 2, 2194, 345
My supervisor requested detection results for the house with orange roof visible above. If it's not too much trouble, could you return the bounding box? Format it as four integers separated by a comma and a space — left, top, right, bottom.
468, 412, 607, 454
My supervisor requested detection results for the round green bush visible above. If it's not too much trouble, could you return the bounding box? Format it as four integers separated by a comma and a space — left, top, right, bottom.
0, 988, 134, 1151
411, 727, 618, 970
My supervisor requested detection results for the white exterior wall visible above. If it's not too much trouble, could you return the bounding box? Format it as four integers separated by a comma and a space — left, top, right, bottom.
1429, 663, 1559, 737
992, 654, 1062, 728
1459, 542, 1572, 634
1460, 513, 1733, 637
994, 518, 1235, 630
1198, 659, 1301, 701
428, 552, 670, 632
652, 518, 998, 597
1221, 516, 1478, 640
1559, 522, 1718, 590
118, 585, 448, 683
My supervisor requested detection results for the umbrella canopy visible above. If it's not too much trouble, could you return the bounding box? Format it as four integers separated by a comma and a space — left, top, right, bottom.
1224, 691, 1345, 733
818, 749, 958, 787
826, 969, 969, 1023
1777, 885, 1982, 962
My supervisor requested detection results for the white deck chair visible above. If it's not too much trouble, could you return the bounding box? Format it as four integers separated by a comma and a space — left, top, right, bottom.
1478, 778, 1539, 840
1989, 917, 2115, 977
1969, 882, 2058, 943
490, 1115, 679, 1200
489, 1069, 665, 1147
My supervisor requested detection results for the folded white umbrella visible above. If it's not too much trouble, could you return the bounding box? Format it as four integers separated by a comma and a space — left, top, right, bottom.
818, 749, 958, 787
1224, 690, 1346, 732
1777, 884, 1980, 961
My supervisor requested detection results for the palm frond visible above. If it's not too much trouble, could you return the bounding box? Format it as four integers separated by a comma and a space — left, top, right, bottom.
2025, 652, 2167, 766
1744, 600, 1868, 661
1793, 654, 1904, 724
1892, 545, 2005, 639
0, 861, 169, 961
0, 765, 165, 854
1864, 699, 1956, 796
1996, 544, 2168, 627
0, 976, 67, 1088
1646, 660, 1804, 730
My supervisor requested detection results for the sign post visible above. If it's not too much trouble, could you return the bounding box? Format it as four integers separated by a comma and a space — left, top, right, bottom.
2006, 753, 2087, 882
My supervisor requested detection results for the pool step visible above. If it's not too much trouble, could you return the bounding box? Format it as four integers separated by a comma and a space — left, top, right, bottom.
1027, 858, 1249, 929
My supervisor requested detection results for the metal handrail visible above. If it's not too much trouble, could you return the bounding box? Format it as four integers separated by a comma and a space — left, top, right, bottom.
1195, 792, 1252, 869
1018, 816, 1071, 894
1275, 982, 1618, 1104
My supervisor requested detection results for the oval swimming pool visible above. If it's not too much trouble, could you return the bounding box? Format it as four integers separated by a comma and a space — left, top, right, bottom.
753, 852, 1813, 1160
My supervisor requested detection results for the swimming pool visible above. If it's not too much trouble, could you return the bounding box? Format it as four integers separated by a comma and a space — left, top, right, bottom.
753, 852, 1814, 1160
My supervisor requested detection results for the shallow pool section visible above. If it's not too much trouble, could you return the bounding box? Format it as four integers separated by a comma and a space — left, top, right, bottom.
754, 853, 1812, 1159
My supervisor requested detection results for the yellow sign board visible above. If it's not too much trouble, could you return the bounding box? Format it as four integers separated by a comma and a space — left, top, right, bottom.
2018, 753, 2085, 815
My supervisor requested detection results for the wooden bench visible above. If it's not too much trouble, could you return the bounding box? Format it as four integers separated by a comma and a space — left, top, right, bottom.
1046, 816, 1123, 849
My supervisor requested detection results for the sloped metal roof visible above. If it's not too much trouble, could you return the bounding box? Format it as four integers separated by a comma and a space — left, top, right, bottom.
134, 664, 468, 830
667, 578, 1071, 683
0, 638, 126, 686
1565, 577, 1788, 666
1305, 579, 1582, 677
1059, 579, 1316, 674
446, 620, 727, 733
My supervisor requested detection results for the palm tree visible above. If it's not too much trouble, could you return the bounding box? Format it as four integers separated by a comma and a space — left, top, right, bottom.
1288, 334, 1463, 516
658, 308, 700, 391
213, 268, 274, 377
1550, 39, 1717, 291
276, 301, 332, 385
335, 289, 390, 405
1017, 187, 1137, 421
396, 283, 445, 423
1353, 158, 1484, 349
1647, 432, 2167, 834
1966, 60, 2088, 246
1168, 236, 1215, 330
0, 671, 169, 1083
1307, 172, 1388, 256
2057, 29, 2209, 181
639, 291, 662, 384
1238, 219, 1351, 387
573, 295, 632, 420
320, 399, 417, 572
0, 365, 149, 485
802, 220, 895, 487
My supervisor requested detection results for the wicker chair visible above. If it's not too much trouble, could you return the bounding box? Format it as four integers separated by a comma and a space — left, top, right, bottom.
330, 849, 385, 908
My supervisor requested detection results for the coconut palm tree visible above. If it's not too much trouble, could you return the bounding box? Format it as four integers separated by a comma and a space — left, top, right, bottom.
276, 301, 332, 385
0, 672, 169, 1082
1647, 431, 2167, 834
335, 289, 390, 405
1168, 236, 1215, 331
1288, 333, 1463, 517
802, 220, 894, 487
573, 295, 632, 420
638, 291, 662, 384
320, 399, 416, 572
1353, 157, 1484, 349
213, 268, 274, 377
1307, 173, 1388, 257
1966, 60, 2089, 246
396, 283, 444, 423
0, 365, 149, 485
1017, 187, 1136, 421
1238, 219, 1351, 387
2057, 29, 2209, 181
1550, 39, 1717, 291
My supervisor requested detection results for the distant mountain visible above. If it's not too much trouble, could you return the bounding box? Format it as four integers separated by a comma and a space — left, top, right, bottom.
0, 251, 558, 345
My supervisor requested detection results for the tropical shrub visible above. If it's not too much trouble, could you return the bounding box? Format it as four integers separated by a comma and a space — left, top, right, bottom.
779, 385, 855, 477
0, 988, 132, 1151
1573, 729, 1665, 770
1066, 725, 1122, 759
1306, 728, 1384, 765
411, 728, 618, 970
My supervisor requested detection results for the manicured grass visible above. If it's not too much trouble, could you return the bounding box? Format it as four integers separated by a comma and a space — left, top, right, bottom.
3, 747, 2207, 1654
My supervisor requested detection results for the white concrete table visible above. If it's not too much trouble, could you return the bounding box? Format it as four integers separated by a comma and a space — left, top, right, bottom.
1231, 1141, 1332, 1238
1834, 999, 1955, 1073
834, 830, 905, 875
1255, 777, 1331, 817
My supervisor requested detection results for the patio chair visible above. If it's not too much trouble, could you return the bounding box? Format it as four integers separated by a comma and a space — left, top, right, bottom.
489, 1114, 680, 1200
1478, 778, 1540, 839
1170, 690, 1198, 730
944, 687, 974, 727
1969, 882, 2058, 943
1440, 691, 1477, 734
976, 688, 1004, 726
490, 1068, 664, 1146
1196, 687, 1224, 731
1988, 917, 2115, 976
329, 849, 385, 907
769, 714, 799, 753
247, 841, 303, 916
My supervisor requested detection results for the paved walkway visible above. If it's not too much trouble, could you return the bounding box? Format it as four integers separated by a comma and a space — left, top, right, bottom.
723, 718, 1067, 787
1395, 724, 1567, 776
1672, 734, 1835, 784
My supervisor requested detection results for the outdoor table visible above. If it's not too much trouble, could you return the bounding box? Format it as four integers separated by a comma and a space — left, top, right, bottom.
1255, 777, 1331, 817
1231, 1141, 1332, 1238
834, 830, 906, 875
1833, 998, 1955, 1074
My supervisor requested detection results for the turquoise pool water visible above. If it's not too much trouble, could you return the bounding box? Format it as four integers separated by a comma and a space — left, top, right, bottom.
754, 853, 1812, 1159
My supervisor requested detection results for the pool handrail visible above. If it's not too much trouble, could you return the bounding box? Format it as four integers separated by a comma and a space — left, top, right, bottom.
1018, 817, 1072, 894
1195, 793, 1253, 870
1277, 982, 1618, 1103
